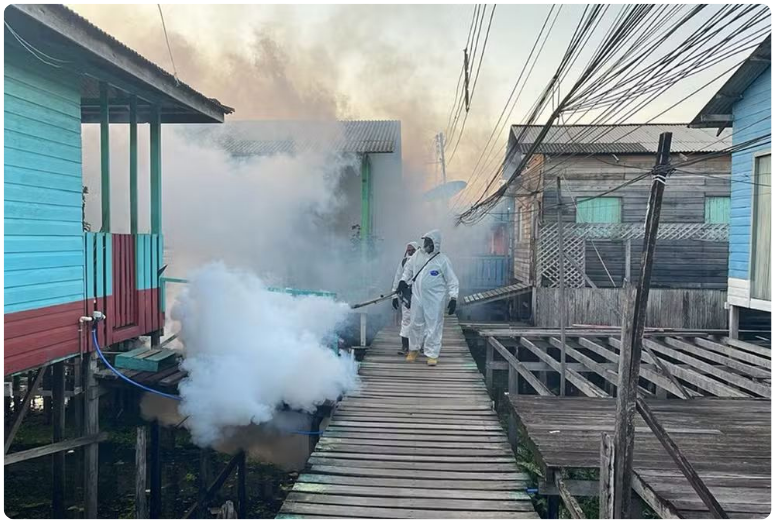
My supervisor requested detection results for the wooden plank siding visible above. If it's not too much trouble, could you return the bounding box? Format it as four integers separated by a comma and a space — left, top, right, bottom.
3, 48, 86, 375
510, 154, 544, 284
535, 288, 728, 329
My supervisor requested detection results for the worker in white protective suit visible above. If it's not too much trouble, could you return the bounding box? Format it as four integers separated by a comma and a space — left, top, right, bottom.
396, 229, 459, 366
392, 241, 420, 355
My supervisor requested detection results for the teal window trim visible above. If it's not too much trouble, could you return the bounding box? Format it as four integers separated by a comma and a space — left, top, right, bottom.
704, 196, 731, 224
575, 197, 621, 224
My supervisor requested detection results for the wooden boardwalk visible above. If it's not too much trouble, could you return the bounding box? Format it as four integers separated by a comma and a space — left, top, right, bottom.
278, 317, 538, 518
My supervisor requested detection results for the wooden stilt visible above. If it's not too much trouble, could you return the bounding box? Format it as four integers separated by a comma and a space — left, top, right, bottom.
135, 426, 149, 519
150, 421, 162, 518
84, 353, 100, 518
52, 362, 66, 518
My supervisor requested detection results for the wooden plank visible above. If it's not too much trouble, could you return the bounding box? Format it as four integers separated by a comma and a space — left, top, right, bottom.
284, 492, 532, 511
279, 502, 538, 519
692, 338, 771, 374
292, 482, 530, 501
610, 337, 746, 398
519, 337, 607, 397
599, 433, 615, 519
635, 397, 728, 518
577, 337, 698, 398
135, 427, 148, 519
490, 337, 552, 396
307, 453, 519, 472
308, 465, 525, 481
296, 474, 525, 491
556, 473, 586, 519
5, 432, 108, 465
632, 472, 682, 519
642, 339, 763, 397
5, 364, 48, 454
720, 337, 771, 359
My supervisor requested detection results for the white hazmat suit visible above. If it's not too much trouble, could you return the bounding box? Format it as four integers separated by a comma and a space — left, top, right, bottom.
393, 241, 420, 339
401, 230, 459, 359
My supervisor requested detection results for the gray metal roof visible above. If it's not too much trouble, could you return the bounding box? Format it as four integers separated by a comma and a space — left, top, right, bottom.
691, 36, 771, 129
206, 120, 400, 156
510, 124, 732, 154
7, 4, 233, 123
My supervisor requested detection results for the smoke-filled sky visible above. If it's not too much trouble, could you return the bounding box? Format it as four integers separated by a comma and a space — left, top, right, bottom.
69, 3, 738, 206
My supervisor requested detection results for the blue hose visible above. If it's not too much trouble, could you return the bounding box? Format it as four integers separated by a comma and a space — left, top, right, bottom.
91, 328, 324, 436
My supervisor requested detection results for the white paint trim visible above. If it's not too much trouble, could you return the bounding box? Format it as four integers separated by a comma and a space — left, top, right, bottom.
750, 298, 771, 312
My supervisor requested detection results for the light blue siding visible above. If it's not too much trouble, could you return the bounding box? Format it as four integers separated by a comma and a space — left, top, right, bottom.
4, 49, 85, 314
729, 66, 771, 280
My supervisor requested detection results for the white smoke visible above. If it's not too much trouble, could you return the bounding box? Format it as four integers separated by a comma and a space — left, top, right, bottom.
170, 262, 359, 447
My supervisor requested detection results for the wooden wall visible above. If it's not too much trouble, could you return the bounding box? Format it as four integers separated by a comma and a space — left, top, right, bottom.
535, 287, 728, 329
510, 154, 544, 284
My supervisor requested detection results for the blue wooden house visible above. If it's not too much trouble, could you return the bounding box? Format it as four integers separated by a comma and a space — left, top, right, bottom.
691, 36, 771, 336
4, 5, 232, 376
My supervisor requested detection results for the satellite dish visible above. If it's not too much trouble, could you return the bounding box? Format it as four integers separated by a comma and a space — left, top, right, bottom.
422, 180, 467, 202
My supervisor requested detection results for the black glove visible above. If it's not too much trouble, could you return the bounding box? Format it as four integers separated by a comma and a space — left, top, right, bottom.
392, 297, 400, 310
397, 280, 408, 297
447, 298, 457, 315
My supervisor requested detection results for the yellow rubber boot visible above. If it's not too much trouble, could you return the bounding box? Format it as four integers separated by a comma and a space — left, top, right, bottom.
405, 351, 419, 362
427, 358, 438, 366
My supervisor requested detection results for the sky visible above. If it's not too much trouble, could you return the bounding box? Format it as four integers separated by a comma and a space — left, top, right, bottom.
68, 3, 762, 208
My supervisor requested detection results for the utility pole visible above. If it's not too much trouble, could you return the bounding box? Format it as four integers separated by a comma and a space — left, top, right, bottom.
437, 132, 448, 185
557, 176, 566, 397
611, 132, 672, 518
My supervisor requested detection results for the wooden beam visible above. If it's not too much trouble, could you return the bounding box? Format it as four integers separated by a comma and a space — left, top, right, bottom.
150, 421, 162, 518
100, 81, 111, 232
643, 338, 764, 397
631, 472, 681, 519
84, 354, 100, 518
485, 340, 494, 392
557, 176, 567, 397
599, 433, 615, 519
720, 337, 771, 358
507, 364, 518, 448
692, 337, 771, 374
661, 337, 770, 396
577, 337, 691, 398
639, 342, 691, 400
614, 131, 673, 518
556, 472, 586, 519
612, 337, 747, 398
135, 427, 149, 519
184, 451, 242, 519
150, 107, 162, 234
489, 338, 552, 396
52, 362, 66, 518
5, 433, 107, 466
636, 397, 728, 518
5, 365, 48, 454
519, 337, 608, 397
129, 95, 138, 234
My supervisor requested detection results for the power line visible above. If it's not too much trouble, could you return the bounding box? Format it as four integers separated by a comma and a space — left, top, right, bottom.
157, 4, 180, 85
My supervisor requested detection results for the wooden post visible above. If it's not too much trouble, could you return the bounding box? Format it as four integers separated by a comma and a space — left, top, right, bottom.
198, 447, 211, 518
636, 397, 728, 518
135, 427, 149, 519
599, 432, 615, 518
100, 81, 110, 232
728, 304, 740, 339
84, 353, 100, 518
237, 451, 247, 519
129, 95, 139, 234
624, 239, 632, 284
507, 363, 519, 449
150, 421, 162, 518
556, 473, 586, 519
612, 132, 673, 518
557, 177, 567, 396
5, 365, 48, 454
360, 313, 367, 347
150, 106, 162, 234
485, 339, 494, 393
52, 362, 66, 518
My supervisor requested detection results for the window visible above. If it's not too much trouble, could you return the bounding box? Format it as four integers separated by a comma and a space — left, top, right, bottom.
576, 197, 621, 223
751, 154, 771, 301
705, 197, 731, 224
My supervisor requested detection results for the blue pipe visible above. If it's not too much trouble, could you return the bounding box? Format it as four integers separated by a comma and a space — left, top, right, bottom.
91, 328, 324, 436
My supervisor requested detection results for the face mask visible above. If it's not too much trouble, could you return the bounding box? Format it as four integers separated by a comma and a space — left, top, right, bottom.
423, 238, 434, 254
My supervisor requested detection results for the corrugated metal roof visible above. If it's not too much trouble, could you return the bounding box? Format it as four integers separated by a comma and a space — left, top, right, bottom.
510, 124, 732, 154
206, 120, 400, 155
8, 5, 233, 119
690, 36, 771, 129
